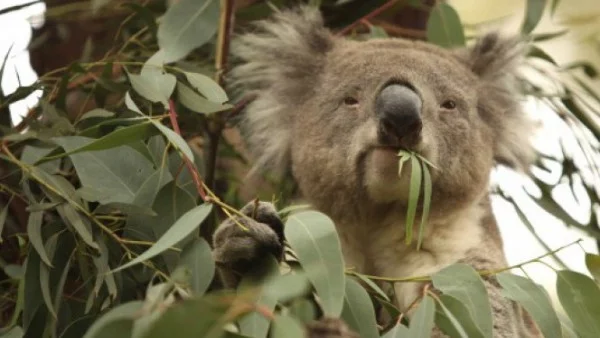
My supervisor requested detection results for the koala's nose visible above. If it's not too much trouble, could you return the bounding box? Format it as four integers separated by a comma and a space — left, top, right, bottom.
376, 83, 423, 141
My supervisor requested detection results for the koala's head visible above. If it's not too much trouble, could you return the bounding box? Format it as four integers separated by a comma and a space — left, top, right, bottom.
229, 7, 535, 220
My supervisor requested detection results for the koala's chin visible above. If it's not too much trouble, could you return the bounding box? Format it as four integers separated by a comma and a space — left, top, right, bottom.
363, 147, 415, 204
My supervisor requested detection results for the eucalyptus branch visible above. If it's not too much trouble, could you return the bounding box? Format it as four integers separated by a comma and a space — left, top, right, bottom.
350, 239, 583, 283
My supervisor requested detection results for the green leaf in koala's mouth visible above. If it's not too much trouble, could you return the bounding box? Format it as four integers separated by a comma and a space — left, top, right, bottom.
397, 150, 436, 250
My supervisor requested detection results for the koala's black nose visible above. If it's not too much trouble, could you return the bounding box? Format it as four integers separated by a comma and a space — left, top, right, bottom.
376, 83, 422, 142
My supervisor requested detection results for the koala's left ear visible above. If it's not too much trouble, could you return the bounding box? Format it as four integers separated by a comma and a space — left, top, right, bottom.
454, 32, 525, 81
455, 33, 536, 172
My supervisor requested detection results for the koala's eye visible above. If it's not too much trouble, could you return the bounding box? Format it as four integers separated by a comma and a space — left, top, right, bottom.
441, 100, 457, 110
343, 96, 359, 106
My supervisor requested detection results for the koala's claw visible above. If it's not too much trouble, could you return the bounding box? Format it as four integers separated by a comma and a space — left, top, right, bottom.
212, 201, 284, 287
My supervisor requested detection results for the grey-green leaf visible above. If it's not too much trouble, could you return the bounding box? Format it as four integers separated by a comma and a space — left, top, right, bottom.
434, 294, 483, 338
54, 136, 155, 205
113, 203, 212, 272
340, 277, 379, 338
42, 122, 158, 163
177, 82, 232, 114
405, 155, 422, 245
56, 204, 99, 249
408, 295, 435, 337
176, 238, 214, 295
150, 120, 195, 162
426, 2, 466, 48
431, 263, 492, 337
497, 272, 561, 338
128, 71, 176, 108
157, 0, 220, 63
27, 211, 52, 267
184, 72, 229, 103
382, 322, 410, 338
521, 0, 547, 34
271, 314, 305, 338
556, 270, 600, 338
585, 253, 600, 282
83, 301, 144, 338
285, 210, 346, 317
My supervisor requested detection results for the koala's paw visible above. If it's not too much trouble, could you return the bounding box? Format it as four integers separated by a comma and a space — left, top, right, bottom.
212, 201, 284, 287
306, 318, 359, 338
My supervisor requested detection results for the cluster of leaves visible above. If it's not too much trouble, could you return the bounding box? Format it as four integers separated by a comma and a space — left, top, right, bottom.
0, 0, 599, 337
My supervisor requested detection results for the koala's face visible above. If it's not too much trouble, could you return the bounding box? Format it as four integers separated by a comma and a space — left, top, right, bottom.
230, 7, 534, 218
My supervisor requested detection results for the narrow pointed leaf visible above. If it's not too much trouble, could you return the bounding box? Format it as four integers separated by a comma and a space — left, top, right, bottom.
405, 156, 422, 245
27, 211, 52, 267
57, 204, 99, 250
521, 0, 547, 34
113, 203, 213, 272
416, 163, 432, 250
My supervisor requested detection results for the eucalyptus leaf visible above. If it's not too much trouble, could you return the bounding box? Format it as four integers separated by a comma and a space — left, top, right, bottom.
128, 71, 176, 108
285, 210, 346, 316
426, 3, 466, 48
78, 108, 115, 122
150, 120, 195, 162
141, 294, 234, 338
585, 253, 600, 282
175, 238, 214, 295
408, 295, 435, 337
56, 204, 99, 250
521, 0, 547, 34
184, 72, 229, 103
351, 272, 390, 301
556, 270, 600, 338
416, 162, 431, 250
177, 82, 232, 114
340, 277, 379, 338
434, 294, 483, 338
382, 322, 410, 338
431, 264, 492, 337
157, 0, 220, 63
405, 156, 422, 245
27, 211, 53, 267
83, 301, 144, 338
497, 273, 561, 338
271, 314, 305, 338
40, 122, 158, 163
54, 136, 155, 205
113, 203, 212, 272
0, 198, 10, 242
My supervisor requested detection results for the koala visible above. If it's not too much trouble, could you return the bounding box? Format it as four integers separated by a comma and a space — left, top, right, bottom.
213, 6, 540, 338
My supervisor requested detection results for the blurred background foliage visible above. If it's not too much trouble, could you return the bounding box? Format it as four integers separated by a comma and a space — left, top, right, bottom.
0, 0, 600, 337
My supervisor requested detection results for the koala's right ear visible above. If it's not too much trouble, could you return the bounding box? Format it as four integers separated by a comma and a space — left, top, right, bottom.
227, 6, 334, 176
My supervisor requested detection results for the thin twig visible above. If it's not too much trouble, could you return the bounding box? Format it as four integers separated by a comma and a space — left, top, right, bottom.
336, 0, 400, 36
167, 99, 208, 201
